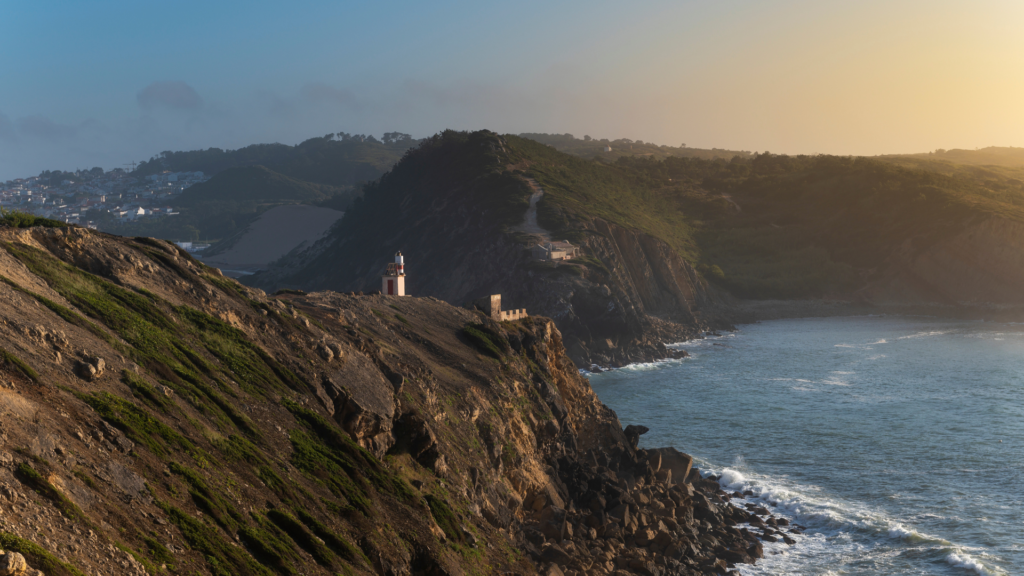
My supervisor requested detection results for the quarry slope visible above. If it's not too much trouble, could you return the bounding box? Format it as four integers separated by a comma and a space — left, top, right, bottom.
0, 225, 774, 576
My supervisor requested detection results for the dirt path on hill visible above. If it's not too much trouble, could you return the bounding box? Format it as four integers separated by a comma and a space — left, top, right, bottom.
515, 177, 551, 241
720, 192, 742, 212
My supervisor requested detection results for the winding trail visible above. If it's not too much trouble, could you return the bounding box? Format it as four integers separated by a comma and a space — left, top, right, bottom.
515, 177, 551, 242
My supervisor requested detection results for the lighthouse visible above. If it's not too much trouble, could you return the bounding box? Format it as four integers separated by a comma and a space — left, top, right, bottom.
382, 251, 406, 296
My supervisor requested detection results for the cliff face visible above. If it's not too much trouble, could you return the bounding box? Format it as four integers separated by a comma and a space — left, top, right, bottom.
862, 215, 1024, 306
0, 225, 767, 576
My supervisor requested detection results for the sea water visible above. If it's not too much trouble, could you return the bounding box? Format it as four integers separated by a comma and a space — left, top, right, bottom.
587, 317, 1023, 575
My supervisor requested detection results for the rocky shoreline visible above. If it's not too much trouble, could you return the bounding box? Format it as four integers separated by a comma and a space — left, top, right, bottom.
517, 423, 802, 576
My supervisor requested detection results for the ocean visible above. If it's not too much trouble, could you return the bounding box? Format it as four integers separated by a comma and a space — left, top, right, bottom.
587, 316, 1023, 575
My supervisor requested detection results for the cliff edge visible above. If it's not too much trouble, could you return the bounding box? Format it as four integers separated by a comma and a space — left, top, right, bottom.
0, 225, 780, 575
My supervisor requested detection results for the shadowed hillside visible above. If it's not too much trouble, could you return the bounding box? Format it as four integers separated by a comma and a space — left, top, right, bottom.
246, 131, 725, 368
247, 130, 1024, 361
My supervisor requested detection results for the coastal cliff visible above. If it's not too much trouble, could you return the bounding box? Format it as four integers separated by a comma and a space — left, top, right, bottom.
862, 215, 1024, 306
246, 131, 730, 368
0, 224, 782, 575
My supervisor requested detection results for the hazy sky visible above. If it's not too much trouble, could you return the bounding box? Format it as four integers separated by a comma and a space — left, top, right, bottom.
2, 0, 1024, 180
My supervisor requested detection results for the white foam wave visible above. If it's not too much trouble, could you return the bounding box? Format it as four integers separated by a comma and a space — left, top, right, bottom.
618, 357, 686, 372
888, 524, 915, 539
699, 463, 1007, 575
718, 468, 747, 488
887, 523, 950, 545
946, 551, 1003, 575
897, 330, 949, 340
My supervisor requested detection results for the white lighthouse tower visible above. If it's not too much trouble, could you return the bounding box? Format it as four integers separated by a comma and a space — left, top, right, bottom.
382, 251, 406, 296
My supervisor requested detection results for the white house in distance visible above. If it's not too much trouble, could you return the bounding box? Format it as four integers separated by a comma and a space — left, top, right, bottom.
531, 240, 580, 261
382, 251, 406, 296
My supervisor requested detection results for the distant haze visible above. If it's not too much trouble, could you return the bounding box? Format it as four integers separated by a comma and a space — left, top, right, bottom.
2, 0, 1023, 180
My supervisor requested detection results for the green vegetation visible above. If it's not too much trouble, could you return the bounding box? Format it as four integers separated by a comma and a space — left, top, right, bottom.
0, 209, 67, 229
295, 510, 368, 567
3, 242, 300, 444
176, 305, 306, 397
238, 516, 299, 576
425, 494, 464, 544
169, 462, 243, 531
140, 533, 175, 567
134, 133, 418, 182
111, 134, 420, 242
461, 324, 507, 359
14, 463, 89, 524
73, 469, 100, 491
266, 509, 336, 567
0, 273, 115, 345
158, 502, 272, 576
505, 137, 1024, 299
880, 146, 1024, 169
284, 400, 417, 510
78, 392, 194, 456
519, 132, 751, 162
0, 532, 88, 576
123, 370, 173, 411
114, 541, 159, 575
0, 346, 38, 383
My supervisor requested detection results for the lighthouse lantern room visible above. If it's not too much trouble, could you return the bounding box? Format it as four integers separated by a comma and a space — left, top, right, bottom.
382, 251, 406, 296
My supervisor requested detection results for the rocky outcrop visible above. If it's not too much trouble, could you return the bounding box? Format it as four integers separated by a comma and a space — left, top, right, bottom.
0, 224, 766, 575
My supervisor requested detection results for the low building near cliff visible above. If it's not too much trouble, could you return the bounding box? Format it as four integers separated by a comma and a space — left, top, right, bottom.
472, 294, 527, 321
531, 240, 579, 261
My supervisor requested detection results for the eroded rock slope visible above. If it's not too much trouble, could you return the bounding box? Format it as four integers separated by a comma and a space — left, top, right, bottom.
0, 226, 777, 576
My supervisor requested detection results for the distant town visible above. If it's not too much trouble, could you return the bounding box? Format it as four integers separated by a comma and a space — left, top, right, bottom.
0, 167, 208, 236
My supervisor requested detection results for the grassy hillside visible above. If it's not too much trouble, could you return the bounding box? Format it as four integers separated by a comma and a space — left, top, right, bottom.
503, 137, 1024, 299
112, 166, 353, 244
519, 132, 752, 162
176, 165, 344, 210
110, 134, 416, 242
627, 154, 1024, 298
134, 134, 419, 187
880, 146, 1024, 168
259, 130, 532, 289
505, 136, 705, 262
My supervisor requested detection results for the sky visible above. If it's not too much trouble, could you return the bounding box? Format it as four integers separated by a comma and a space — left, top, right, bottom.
2, 0, 1024, 180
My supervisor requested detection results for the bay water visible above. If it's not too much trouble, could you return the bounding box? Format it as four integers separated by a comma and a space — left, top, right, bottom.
587, 316, 1023, 575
